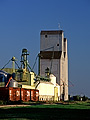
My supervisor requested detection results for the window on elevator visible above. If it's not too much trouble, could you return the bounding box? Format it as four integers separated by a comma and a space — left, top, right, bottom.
64, 38, 66, 52
45, 35, 47, 38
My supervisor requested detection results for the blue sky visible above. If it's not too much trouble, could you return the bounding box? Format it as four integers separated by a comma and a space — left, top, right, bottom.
0, 0, 90, 97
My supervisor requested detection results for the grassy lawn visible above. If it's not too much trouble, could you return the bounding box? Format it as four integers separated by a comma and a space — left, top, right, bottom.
0, 101, 90, 119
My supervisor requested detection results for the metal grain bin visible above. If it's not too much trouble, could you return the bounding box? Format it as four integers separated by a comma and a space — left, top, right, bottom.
9, 79, 18, 88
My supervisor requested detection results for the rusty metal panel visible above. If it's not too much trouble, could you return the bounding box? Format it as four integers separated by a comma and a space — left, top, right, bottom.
30, 89, 34, 101
0, 87, 9, 101
9, 87, 14, 101
21, 88, 24, 101
20, 88, 30, 102
26, 89, 30, 101
15, 88, 20, 101
36, 90, 39, 101
0, 87, 39, 102
9, 87, 20, 101
0, 87, 20, 102
12, 88, 20, 101
30, 89, 39, 101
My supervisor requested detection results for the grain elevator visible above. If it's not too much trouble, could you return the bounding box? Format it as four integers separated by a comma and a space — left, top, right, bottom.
40, 30, 68, 101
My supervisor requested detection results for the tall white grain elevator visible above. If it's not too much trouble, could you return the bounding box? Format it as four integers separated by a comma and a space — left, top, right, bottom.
39, 30, 68, 101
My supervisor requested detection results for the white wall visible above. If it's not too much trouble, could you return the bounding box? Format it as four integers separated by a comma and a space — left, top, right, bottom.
37, 82, 54, 96
40, 34, 63, 51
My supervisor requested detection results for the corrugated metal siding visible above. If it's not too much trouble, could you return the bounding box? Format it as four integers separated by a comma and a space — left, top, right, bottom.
30, 89, 39, 101
0, 87, 9, 101
0, 87, 39, 102
21, 88, 30, 102
0, 87, 21, 101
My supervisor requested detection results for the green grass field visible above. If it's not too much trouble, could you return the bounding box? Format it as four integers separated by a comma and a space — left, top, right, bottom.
0, 101, 90, 119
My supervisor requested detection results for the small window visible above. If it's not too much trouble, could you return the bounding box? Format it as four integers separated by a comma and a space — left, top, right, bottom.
45, 35, 47, 38
57, 44, 59, 46
64, 39, 66, 42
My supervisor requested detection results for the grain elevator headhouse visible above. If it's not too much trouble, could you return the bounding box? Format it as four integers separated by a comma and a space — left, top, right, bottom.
40, 30, 68, 101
